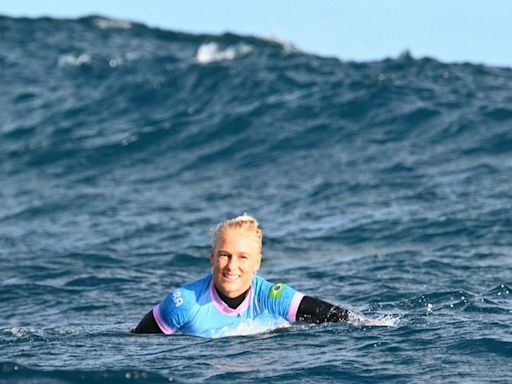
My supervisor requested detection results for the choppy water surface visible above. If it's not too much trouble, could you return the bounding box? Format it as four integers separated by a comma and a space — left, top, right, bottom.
1, 15, 511, 383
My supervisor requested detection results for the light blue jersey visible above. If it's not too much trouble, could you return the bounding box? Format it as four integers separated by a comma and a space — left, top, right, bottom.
153, 274, 304, 338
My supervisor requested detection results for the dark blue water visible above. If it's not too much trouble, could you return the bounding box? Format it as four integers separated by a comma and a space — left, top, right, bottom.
1, 15, 512, 383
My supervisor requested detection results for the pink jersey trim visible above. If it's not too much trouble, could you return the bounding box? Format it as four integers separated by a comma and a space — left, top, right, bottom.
153, 304, 176, 335
209, 280, 253, 316
286, 292, 305, 322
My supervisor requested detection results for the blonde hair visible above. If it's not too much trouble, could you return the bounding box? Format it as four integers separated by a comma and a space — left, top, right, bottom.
212, 213, 263, 253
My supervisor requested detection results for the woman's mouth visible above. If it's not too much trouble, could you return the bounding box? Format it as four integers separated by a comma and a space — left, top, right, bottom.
223, 273, 240, 281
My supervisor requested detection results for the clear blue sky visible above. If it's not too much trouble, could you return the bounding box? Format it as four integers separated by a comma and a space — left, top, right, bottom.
2, 0, 511, 67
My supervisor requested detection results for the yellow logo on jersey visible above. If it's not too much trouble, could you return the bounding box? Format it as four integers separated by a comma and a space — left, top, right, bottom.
269, 283, 284, 299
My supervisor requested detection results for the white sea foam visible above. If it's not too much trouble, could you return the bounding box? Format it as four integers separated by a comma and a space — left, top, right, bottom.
264, 35, 300, 54
347, 312, 401, 327
195, 42, 253, 64
58, 53, 91, 67
9, 327, 46, 338
212, 318, 290, 337
92, 17, 132, 30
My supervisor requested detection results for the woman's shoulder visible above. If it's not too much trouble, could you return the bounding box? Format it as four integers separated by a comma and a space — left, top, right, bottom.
180, 273, 212, 295
252, 274, 279, 293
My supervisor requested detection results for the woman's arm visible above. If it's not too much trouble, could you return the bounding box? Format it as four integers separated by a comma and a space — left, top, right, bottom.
296, 296, 350, 323
131, 310, 163, 334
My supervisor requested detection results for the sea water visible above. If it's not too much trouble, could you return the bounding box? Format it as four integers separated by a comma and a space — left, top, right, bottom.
1, 15, 511, 383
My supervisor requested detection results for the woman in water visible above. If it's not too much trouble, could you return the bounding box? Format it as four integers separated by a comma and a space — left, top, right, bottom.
132, 214, 351, 337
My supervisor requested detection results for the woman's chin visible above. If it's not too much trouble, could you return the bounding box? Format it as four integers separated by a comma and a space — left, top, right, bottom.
218, 282, 247, 298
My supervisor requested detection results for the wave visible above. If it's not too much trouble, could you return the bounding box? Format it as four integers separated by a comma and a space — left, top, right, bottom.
3, 15, 512, 174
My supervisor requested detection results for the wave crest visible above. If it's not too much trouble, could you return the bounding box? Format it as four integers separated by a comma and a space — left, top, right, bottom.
196, 42, 253, 63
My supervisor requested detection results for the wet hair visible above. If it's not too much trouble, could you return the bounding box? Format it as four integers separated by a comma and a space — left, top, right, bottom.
212, 213, 263, 255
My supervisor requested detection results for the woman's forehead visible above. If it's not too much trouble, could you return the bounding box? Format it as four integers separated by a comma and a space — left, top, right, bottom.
215, 228, 261, 247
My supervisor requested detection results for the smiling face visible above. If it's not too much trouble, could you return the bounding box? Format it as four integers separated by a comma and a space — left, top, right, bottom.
210, 228, 261, 298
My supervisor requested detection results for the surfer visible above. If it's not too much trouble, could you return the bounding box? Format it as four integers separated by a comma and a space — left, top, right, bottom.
132, 214, 351, 336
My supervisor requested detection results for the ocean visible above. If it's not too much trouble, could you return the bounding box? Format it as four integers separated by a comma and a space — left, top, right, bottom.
1, 15, 511, 383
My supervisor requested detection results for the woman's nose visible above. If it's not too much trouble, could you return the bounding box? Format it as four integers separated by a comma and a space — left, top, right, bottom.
226, 257, 238, 270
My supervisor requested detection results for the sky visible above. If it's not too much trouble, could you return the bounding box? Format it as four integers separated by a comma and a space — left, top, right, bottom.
2, 0, 511, 68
